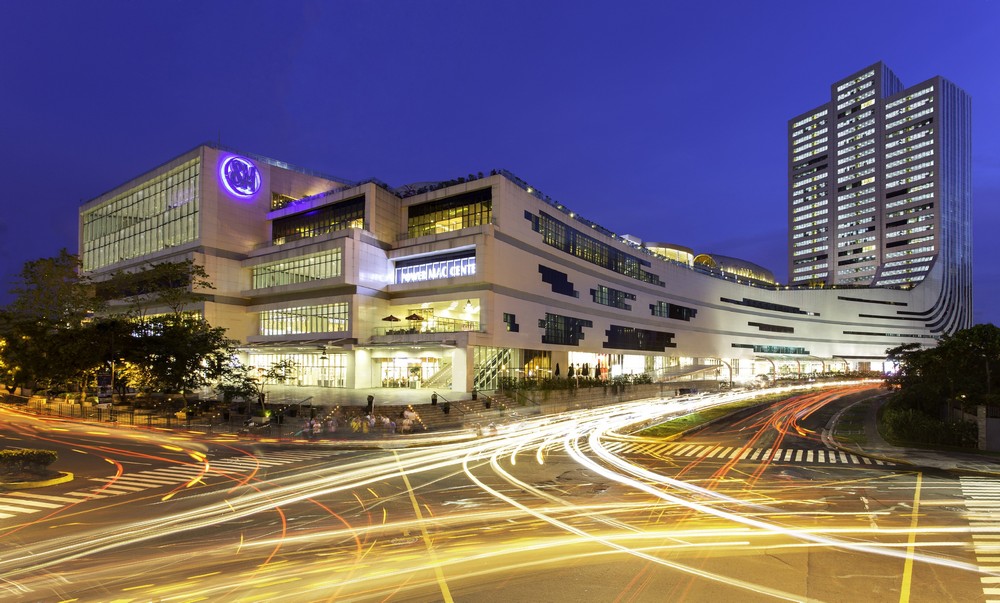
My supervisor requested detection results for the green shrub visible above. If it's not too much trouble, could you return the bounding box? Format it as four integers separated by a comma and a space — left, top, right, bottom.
880, 404, 977, 448
0, 449, 58, 475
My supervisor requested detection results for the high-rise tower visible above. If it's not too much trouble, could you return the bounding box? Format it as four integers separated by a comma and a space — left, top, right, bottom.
788, 62, 971, 302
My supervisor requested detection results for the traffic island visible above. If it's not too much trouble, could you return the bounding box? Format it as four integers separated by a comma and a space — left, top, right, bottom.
0, 471, 74, 490
0, 448, 73, 489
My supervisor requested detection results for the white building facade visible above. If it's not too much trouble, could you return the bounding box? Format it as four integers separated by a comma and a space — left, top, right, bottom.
79, 134, 969, 395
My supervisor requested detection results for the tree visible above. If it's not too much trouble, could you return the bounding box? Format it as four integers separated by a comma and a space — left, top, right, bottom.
0, 250, 101, 395
99, 259, 214, 318
90, 315, 142, 400
6, 249, 97, 325
0, 253, 238, 405
885, 323, 1000, 413
216, 358, 298, 415
0, 315, 51, 392
943, 324, 1000, 407
127, 315, 235, 409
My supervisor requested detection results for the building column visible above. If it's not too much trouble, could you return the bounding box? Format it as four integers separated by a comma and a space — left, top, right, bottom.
351, 348, 371, 389
451, 346, 470, 394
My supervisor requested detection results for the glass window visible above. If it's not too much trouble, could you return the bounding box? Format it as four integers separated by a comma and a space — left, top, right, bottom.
272, 196, 364, 245
407, 188, 492, 238
651, 301, 698, 321
259, 303, 350, 335
81, 159, 200, 271
605, 325, 675, 351
527, 211, 664, 286
247, 352, 348, 388
252, 250, 343, 289
592, 285, 635, 310
538, 313, 592, 346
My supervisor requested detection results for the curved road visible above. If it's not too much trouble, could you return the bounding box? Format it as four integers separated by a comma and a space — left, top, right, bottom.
0, 385, 994, 602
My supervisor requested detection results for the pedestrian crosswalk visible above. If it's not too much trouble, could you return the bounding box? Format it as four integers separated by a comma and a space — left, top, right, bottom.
960, 476, 1000, 603
0, 450, 335, 522
600, 441, 893, 467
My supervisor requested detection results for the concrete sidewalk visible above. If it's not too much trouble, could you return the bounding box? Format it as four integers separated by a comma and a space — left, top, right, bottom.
827, 396, 1000, 477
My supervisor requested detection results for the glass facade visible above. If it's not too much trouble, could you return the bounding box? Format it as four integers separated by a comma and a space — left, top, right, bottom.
252, 250, 343, 289
82, 159, 200, 271
259, 303, 349, 336
605, 325, 675, 352
592, 285, 635, 310
787, 64, 973, 293
407, 188, 492, 238
272, 196, 364, 245
527, 211, 665, 286
539, 313, 592, 346
377, 357, 441, 388
651, 301, 698, 321
271, 193, 299, 210
247, 352, 348, 388
473, 346, 550, 389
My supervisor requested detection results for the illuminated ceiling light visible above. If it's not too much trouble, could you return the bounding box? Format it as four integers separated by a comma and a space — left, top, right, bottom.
465, 300, 473, 312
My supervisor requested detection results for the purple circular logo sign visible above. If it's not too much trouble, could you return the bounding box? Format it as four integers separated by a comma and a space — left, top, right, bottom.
220, 156, 261, 197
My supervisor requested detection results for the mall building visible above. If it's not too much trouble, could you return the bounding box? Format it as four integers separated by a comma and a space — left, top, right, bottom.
78, 65, 971, 395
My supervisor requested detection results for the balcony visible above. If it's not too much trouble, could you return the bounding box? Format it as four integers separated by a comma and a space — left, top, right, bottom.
370, 317, 483, 346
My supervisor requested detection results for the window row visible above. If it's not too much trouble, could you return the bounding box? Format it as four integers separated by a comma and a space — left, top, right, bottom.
252, 249, 343, 289
82, 161, 201, 271
591, 285, 635, 310
605, 326, 675, 352
246, 352, 348, 388
539, 313, 592, 346
528, 211, 664, 286
651, 302, 698, 321
259, 303, 350, 336
407, 188, 492, 238
272, 196, 365, 245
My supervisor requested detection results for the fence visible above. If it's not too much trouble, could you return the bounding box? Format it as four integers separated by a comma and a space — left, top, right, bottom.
0, 394, 436, 440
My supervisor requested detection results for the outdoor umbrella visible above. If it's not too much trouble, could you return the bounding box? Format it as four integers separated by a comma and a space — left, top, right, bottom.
382, 315, 400, 322
405, 313, 424, 321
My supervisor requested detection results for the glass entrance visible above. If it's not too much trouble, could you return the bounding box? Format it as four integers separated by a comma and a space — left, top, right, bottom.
378, 357, 440, 388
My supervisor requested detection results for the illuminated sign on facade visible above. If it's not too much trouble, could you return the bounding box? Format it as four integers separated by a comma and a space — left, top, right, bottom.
220, 156, 261, 197
395, 255, 476, 284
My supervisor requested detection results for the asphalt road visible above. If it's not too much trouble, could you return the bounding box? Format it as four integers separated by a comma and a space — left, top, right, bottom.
0, 385, 995, 602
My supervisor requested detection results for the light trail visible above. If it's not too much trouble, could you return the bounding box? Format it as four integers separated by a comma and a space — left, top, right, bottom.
0, 384, 991, 601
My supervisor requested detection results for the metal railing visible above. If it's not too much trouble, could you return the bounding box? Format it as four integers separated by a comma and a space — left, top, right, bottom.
373, 318, 481, 336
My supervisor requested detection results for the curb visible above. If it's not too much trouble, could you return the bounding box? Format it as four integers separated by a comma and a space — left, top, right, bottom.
825, 396, 925, 468
0, 471, 74, 490
827, 397, 1000, 478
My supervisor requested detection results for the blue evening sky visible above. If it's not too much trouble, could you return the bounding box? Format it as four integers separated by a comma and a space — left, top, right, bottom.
1, 1, 997, 324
